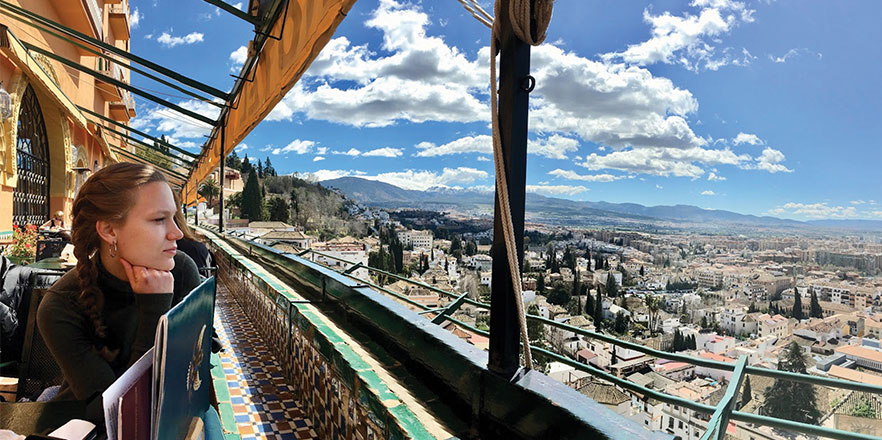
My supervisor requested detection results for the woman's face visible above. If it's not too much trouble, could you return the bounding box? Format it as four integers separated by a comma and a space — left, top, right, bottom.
115, 181, 183, 271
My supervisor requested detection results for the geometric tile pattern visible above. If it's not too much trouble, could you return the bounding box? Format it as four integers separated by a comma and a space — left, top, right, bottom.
214, 281, 318, 440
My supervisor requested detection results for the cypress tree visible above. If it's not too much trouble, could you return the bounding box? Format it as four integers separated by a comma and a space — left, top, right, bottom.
536, 272, 546, 294
585, 291, 594, 317
241, 169, 264, 221
689, 335, 696, 350
760, 342, 821, 424
606, 273, 618, 298
809, 292, 823, 318
594, 287, 603, 325
793, 291, 804, 321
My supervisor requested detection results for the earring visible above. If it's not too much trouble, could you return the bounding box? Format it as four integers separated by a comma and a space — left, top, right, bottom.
110, 241, 118, 258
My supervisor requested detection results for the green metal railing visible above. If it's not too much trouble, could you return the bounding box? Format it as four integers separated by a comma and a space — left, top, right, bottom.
209, 228, 882, 440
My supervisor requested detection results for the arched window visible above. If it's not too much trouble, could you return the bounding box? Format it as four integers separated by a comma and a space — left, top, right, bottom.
13, 85, 50, 226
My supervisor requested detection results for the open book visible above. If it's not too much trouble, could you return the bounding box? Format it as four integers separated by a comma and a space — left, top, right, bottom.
102, 277, 216, 440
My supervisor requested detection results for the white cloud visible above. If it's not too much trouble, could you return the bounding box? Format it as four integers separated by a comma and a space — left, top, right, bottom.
870, 211, 882, 218
362, 147, 403, 157
851, 200, 866, 205
130, 100, 219, 142
747, 147, 792, 173
235, 143, 248, 151
580, 147, 749, 178
415, 135, 490, 157
770, 202, 858, 219
271, 139, 315, 155
526, 185, 589, 196
529, 135, 580, 159
701, 190, 715, 196
476, 156, 490, 162
601, 0, 755, 72
548, 169, 622, 182
131, 8, 142, 28
733, 132, 762, 145
332, 148, 362, 156
230, 45, 248, 65
313, 156, 325, 162
768, 48, 822, 64
656, 184, 663, 189
313, 167, 489, 191
707, 172, 726, 181
156, 32, 204, 47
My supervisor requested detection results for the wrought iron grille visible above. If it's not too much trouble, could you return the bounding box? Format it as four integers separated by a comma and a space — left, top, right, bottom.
13, 85, 50, 227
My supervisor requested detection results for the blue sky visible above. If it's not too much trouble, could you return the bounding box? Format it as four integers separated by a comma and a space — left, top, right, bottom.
127, 0, 882, 221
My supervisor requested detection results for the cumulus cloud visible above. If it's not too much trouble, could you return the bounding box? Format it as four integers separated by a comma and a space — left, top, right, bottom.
131, 8, 142, 28
313, 156, 325, 162
312, 167, 489, 191
548, 169, 622, 182
526, 185, 589, 196
332, 148, 362, 156
707, 172, 726, 181
769, 202, 858, 219
601, 0, 755, 72
271, 139, 315, 155
580, 147, 749, 178
230, 46, 248, 65
265, 0, 485, 126
747, 147, 792, 173
415, 135, 490, 157
701, 190, 715, 196
733, 132, 762, 145
529, 135, 580, 159
156, 31, 204, 47
851, 200, 866, 205
362, 147, 403, 157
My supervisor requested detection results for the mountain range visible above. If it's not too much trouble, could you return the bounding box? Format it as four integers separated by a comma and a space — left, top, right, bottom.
320, 177, 882, 233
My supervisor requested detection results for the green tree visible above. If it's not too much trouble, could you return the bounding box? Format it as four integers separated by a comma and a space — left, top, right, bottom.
740, 376, 752, 409
240, 155, 252, 176
465, 240, 477, 256
606, 273, 619, 298
613, 312, 628, 335
809, 292, 823, 318
198, 178, 220, 208
584, 290, 594, 317
241, 170, 264, 221
267, 196, 290, 222
594, 287, 603, 325
527, 303, 545, 344
645, 294, 661, 335
536, 272, 546, 294
792, 291, 804, 320
700, 316, 708, 329
639, 265, 644, 276
264, 157, 276, 176
225, 149, 242, 169
257, 160, 264, 179
546, 281, 572, 306
760, 341, 821, 424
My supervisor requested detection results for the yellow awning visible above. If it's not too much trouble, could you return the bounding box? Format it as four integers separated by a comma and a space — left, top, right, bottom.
183, 0, 357, 205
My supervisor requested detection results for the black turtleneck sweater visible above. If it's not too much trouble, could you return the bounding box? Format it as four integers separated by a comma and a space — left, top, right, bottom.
36, 252, 199, 418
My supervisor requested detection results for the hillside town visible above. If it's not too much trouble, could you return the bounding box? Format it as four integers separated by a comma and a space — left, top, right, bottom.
193, 173, 882, 439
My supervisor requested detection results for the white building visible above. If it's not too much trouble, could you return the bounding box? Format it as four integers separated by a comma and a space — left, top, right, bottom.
398, 229, 434, 250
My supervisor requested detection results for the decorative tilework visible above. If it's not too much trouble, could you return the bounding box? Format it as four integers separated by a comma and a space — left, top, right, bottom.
215, 280, 318, 440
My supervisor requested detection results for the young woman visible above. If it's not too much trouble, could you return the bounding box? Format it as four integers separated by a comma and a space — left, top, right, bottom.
39, 210, 66, 230
37, 163, 200, 420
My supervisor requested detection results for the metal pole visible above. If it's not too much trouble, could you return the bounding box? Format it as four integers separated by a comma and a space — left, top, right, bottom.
488, 0, 532, 378
219, 125, 225, 233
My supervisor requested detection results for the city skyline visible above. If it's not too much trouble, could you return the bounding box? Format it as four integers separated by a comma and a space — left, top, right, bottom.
129, 0, 881, 221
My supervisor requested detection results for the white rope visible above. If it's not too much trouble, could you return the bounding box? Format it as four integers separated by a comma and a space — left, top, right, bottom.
487, 0, 553, 370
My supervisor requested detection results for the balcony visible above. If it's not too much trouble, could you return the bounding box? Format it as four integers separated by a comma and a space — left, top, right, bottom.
108, 88, 135, 120
94, 56, 122, 101
53, 0, 102, 43
107, 1, 130, 41
194, 225, 882, 440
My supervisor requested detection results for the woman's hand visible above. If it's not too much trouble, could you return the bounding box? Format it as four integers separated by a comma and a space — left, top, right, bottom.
120, 257, 174, 294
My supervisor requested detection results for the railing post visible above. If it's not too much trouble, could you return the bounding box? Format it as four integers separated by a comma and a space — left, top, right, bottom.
701, 355, 748, 440
219, 124, 225, 233
488, 0, 532, 378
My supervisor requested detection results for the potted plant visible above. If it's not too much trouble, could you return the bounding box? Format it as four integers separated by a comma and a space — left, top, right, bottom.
4, 224, 38, 265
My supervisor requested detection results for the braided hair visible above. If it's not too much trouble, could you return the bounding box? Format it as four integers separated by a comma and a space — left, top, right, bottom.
70, 162, 168, 355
